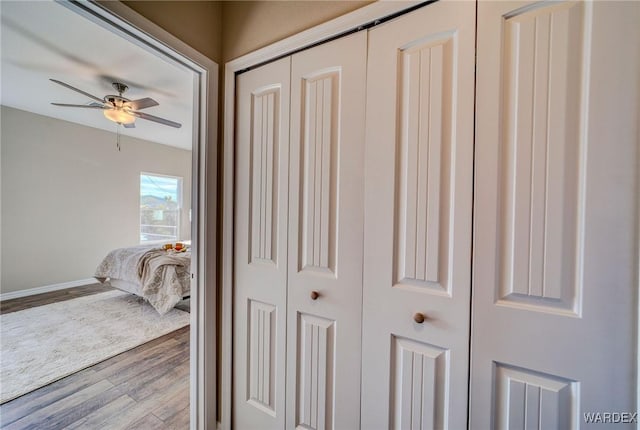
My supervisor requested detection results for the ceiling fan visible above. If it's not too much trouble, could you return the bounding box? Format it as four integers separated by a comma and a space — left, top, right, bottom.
49, 79, 181, 129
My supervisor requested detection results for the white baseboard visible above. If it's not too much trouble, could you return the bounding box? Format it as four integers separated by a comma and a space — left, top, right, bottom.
0, 278, 98, 301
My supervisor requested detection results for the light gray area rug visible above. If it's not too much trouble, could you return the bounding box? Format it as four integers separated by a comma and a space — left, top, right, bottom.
0, 290, 190, 403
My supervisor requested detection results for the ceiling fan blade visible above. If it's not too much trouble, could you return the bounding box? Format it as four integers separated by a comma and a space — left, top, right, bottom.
123, 122, 136, 129
129, 110, 182, 128
50, 79, 104, 104
126, 97, 159, 110
51, 102, 107, 109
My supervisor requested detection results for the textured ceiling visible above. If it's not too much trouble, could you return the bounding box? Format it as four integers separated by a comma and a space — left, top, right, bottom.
0, 1, 194, 150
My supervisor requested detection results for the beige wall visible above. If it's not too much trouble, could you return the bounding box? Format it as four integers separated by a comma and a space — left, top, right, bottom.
120, 1, 372, 63
1, 106, 192, 294
122, 0, 223, 63
221, 1, 372, 62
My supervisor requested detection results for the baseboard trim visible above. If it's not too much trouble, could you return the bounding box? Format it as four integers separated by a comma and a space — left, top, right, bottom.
0, 278, 98, 301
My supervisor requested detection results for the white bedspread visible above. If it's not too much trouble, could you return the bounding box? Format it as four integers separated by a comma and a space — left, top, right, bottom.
94, 245, 190, 314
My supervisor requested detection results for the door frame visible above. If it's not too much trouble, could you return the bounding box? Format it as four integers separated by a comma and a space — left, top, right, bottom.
221, 1, 429, 428
61, 1, 218, 428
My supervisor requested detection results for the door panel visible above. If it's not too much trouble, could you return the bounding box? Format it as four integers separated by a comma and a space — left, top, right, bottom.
234, 57, 291, 430
295, 313, 336, 430
391, 336, 449, 430
286, 31, 367, 430
361, 2, 476, 429
471, 1, 640, 428
497, 0, 586, 316
493, 364, 576, 429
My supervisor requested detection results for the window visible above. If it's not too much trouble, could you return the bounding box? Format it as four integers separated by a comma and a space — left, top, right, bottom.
140, 173, 182, 243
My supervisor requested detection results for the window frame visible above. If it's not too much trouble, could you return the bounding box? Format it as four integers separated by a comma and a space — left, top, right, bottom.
139, 171, 184, 245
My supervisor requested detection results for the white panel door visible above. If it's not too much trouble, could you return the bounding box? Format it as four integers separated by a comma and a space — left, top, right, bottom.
234, 57, 291, 430
471, 1, 640, 428
286, 31, 367, 430
361, 2, 476, 429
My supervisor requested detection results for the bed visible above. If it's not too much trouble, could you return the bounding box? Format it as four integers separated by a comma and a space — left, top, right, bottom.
94, 243, 191, 315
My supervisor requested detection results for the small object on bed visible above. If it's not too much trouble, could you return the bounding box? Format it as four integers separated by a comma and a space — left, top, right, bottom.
163, 242, 187, 252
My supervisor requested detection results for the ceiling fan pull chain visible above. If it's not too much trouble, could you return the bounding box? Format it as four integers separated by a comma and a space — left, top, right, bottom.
116, 125, 121, 151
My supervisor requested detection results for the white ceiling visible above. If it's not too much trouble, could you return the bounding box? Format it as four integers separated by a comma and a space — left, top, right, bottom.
0, 1, 194, 150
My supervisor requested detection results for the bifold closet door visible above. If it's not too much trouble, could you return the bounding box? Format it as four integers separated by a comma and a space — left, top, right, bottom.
471, 1, 639, 427
233, 57, 291, 430
361, 1, 475, 429
286, 31, 367, 430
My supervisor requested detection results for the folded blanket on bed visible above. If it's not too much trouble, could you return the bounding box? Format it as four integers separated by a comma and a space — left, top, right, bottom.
136, 249, 190, 314
94, 245, 190, 315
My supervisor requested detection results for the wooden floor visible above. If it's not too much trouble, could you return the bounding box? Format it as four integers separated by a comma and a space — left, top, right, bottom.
0, 284, 114, 314
0, 286, 190, 429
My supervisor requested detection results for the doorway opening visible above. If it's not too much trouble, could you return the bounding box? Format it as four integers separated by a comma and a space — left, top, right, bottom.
2, 2, 218, 428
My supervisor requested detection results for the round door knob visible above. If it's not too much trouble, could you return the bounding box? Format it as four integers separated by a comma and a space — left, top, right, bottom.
310, 291, 320, 300
413, 313, 425, 324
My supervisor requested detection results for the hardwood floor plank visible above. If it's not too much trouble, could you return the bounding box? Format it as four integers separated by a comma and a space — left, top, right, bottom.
128, 363, 189, 403
2, 380, 114, 430
151, 383, 190, 422
63, 395, 137, 430
105, 341, 189, 389
92, 337, 180, 379
128, 413, 166, 429
161, 404, 190, 430
0, 284, 113, 315
21, 386, 124, 430
0, 369, 103, 426
79, 377, 189, 430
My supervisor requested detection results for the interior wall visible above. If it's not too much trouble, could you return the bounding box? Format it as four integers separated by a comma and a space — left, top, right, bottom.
120, 0, 222, 64
0, 106, 192, 294
221, 1, 373, 62
118, 1, 373, 64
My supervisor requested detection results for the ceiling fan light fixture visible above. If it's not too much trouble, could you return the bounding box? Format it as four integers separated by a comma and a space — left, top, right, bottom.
103, 108, 135, 125
50, 79, 179, 128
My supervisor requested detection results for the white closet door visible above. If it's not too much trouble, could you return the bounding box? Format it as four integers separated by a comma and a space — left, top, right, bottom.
286, 31, 367, 430
234, 57, 291, 430
361, 1, 476, 429
471, 1, 640, 428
